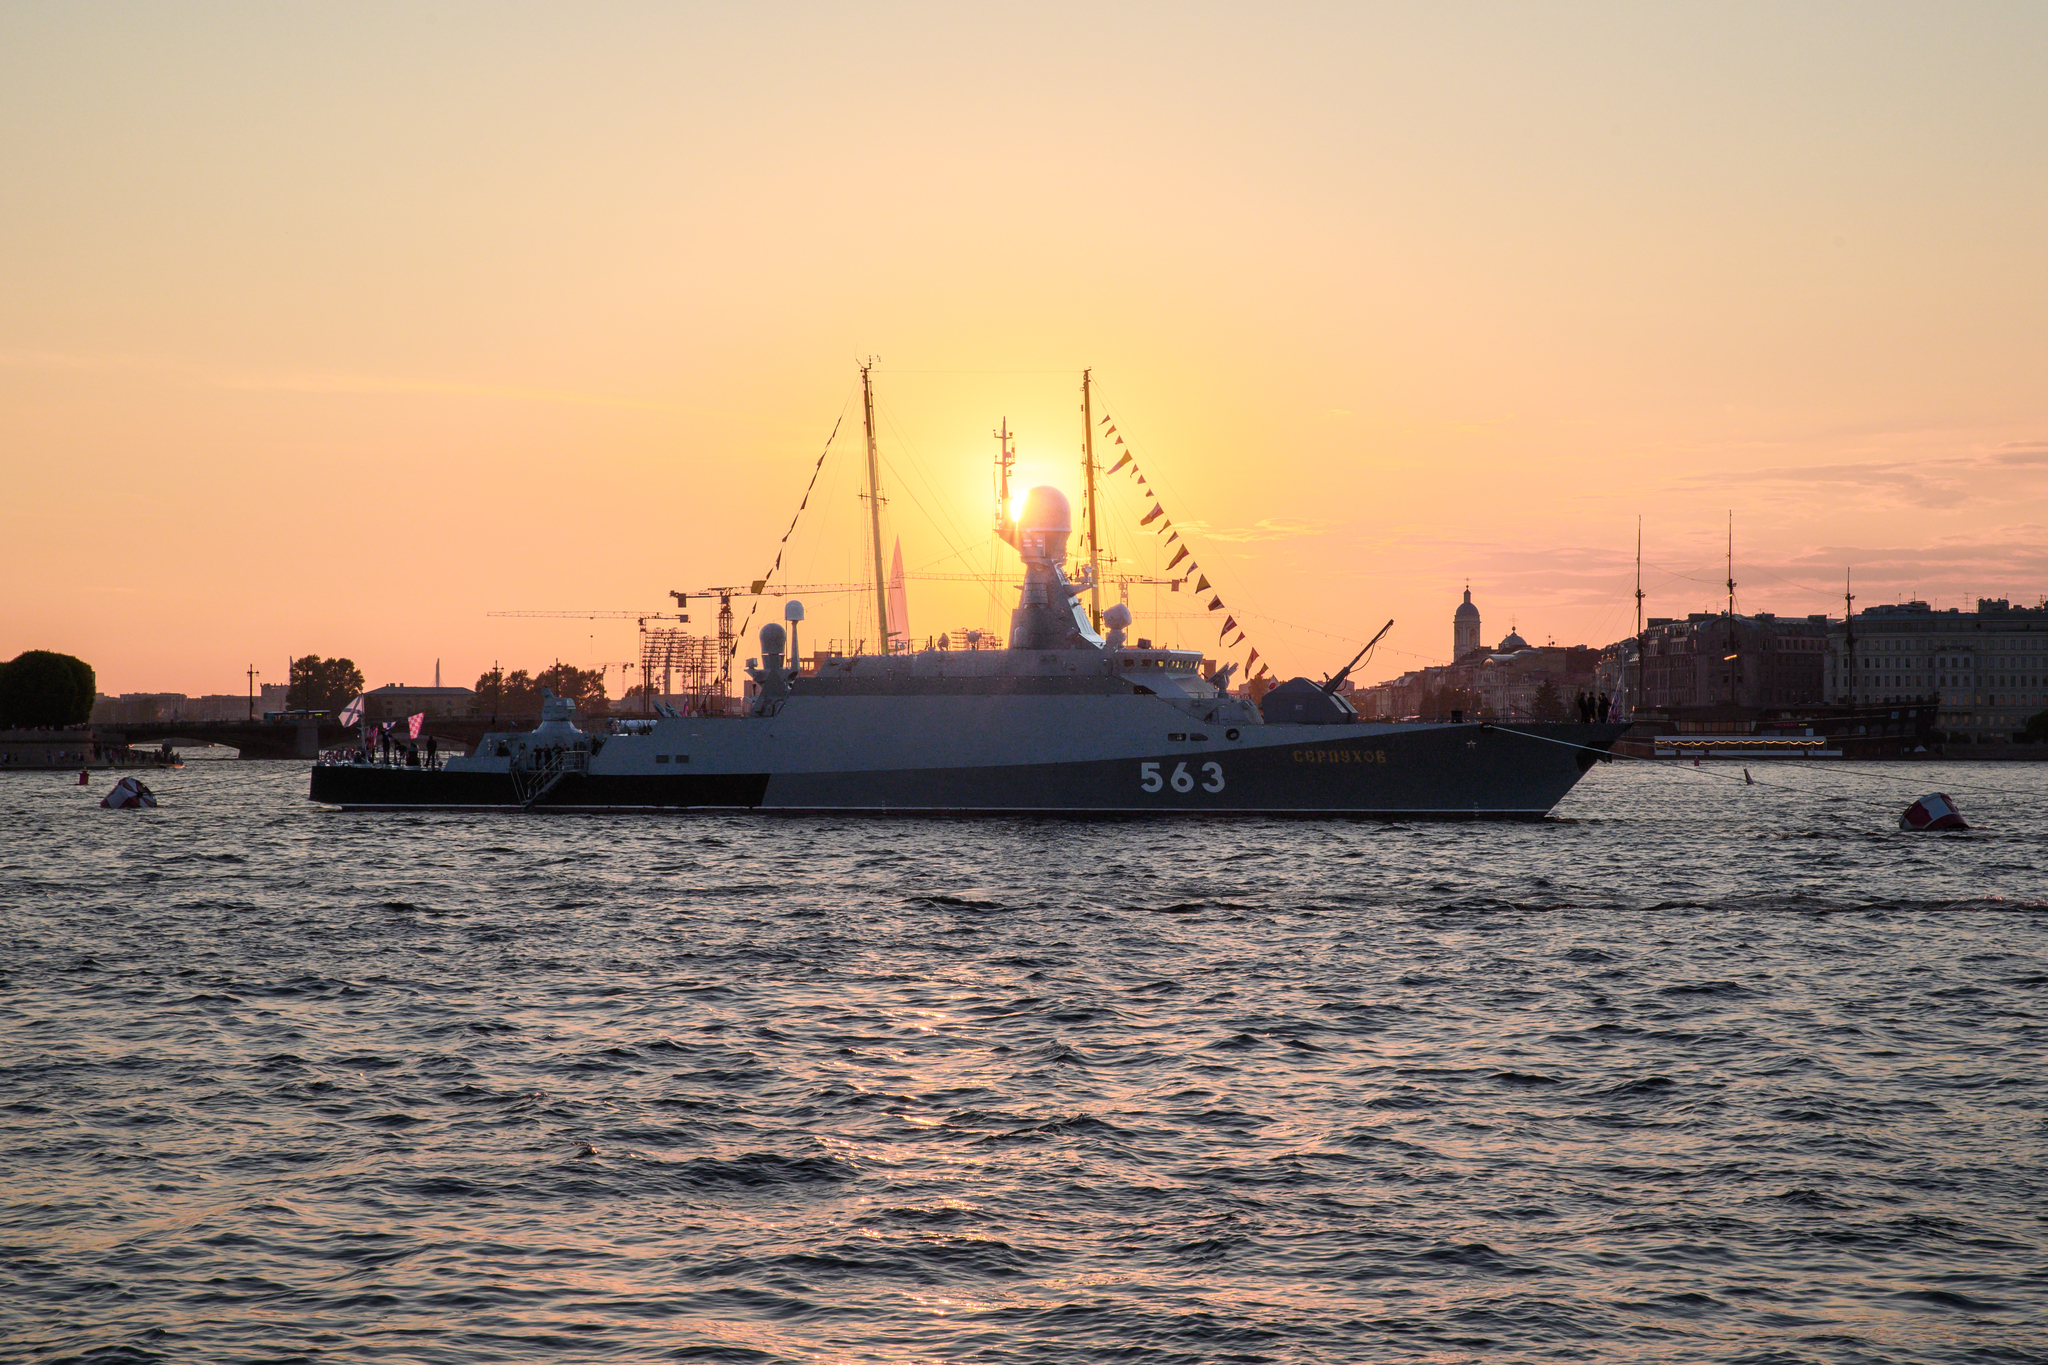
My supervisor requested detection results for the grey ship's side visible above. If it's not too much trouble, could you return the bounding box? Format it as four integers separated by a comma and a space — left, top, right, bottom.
310, 486, 1625, 816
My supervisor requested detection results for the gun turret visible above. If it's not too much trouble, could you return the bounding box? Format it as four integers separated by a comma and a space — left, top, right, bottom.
1321, 619, 1393, 695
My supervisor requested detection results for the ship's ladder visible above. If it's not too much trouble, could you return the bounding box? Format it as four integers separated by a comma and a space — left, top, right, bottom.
511, 748, 588, 809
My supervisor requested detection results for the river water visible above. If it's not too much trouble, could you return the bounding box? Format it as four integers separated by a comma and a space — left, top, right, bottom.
3, 758, 2044, 1363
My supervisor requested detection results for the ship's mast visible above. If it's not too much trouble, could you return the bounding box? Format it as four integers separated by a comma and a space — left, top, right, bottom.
993, 417, 1015, 540
1725, 510, 1736, 618
1843, 568, 1856, 702
860, 361, 890, 652
1081, 368, 1102, 632
1634, 516, 1645, 717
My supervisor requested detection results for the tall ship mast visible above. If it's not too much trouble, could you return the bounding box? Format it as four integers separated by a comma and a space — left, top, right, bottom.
860, 360, 890, 652
1081, 368, 1103, 634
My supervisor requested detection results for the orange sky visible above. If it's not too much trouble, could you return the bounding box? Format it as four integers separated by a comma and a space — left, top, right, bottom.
5, 4, 2046, 696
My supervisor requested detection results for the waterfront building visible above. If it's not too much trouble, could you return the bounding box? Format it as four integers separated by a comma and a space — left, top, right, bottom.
1352, 670, 1423, 720
95, 686, 319, 723
1358, 639, 1598, 721
1594, 638, 1640, 719
361, 684, 479, 722
1826, 598, 2048, 743
93, 693, 191, 724
1637, 613, 1828, 712
1355, 591, 1599, 719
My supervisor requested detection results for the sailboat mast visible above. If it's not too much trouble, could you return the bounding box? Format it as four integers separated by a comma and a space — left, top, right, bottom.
860, 362, 890, 652
1081, 368, 1102, 632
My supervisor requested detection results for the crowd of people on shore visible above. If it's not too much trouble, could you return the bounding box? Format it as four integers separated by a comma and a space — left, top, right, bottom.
0, 736, 170, 767
0, 747, 94, 767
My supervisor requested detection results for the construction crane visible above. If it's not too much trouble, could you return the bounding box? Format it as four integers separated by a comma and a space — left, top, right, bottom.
486, 609, 663, 619
486, 573, 1013, 621
489, 569, 1030, 709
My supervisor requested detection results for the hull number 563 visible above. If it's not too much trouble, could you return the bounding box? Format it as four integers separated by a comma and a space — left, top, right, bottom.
1140, 760, 1224, 794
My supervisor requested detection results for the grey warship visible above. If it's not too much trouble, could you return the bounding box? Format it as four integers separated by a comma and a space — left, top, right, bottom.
309, 479, 1625, 817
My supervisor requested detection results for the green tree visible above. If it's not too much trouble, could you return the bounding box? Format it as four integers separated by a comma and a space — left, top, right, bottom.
1531, 679, 1566, 720
288, 655, 365, 713
536, 662, 606, 711
0, 650, 96, 727
475, 667, 536, 717
2025, 710, 2048, 744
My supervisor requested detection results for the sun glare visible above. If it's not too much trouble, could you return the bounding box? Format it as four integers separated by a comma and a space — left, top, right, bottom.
1003, 460, 1075, 527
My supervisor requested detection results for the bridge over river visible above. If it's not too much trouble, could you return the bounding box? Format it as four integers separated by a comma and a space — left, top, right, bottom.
103, 719, 501, 760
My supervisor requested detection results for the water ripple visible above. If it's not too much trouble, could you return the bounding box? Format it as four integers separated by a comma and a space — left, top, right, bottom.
1, 758, 2044, 1361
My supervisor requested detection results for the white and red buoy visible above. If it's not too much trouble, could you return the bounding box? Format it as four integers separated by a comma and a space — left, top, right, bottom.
1900, 792, 1967, 831
100, 776, 156, 809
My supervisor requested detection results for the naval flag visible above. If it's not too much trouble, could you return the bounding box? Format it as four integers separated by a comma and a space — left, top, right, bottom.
338, 695, 364, 726
407, 712, 426, 739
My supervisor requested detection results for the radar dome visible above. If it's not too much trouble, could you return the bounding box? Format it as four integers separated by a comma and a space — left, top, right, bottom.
1017, 485, 1072, 536
759, 622, 787, 653
1103, 602, 1132, 630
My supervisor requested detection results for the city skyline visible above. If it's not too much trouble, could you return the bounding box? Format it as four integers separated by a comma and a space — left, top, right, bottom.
5, 5, 2046, 694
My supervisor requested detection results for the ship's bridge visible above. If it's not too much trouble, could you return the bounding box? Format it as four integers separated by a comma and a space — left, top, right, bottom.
787, 643, 1220, 699
1113, 647, 1206, 677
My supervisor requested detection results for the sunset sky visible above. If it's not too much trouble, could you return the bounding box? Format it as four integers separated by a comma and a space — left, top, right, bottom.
5, 4, 2045, 696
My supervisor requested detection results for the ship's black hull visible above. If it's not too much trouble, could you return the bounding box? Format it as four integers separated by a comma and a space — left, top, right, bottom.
308, 722, 1623, 818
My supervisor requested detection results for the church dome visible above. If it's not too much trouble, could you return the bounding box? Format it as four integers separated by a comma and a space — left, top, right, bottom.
1454, 588, 1479, 621
1497, 630, 1529, 652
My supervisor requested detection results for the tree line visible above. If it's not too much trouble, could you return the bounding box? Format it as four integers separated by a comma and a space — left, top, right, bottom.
473, 664, 607, 716
280, 656, 608, 718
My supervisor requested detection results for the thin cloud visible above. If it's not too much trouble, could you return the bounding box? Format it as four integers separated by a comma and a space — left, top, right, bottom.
1990, 442, 2048, 466
1676, 441, 2048, 509
1178, 517, 1332, 543
0, 348, 693, 413
221, 370, 693, 413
